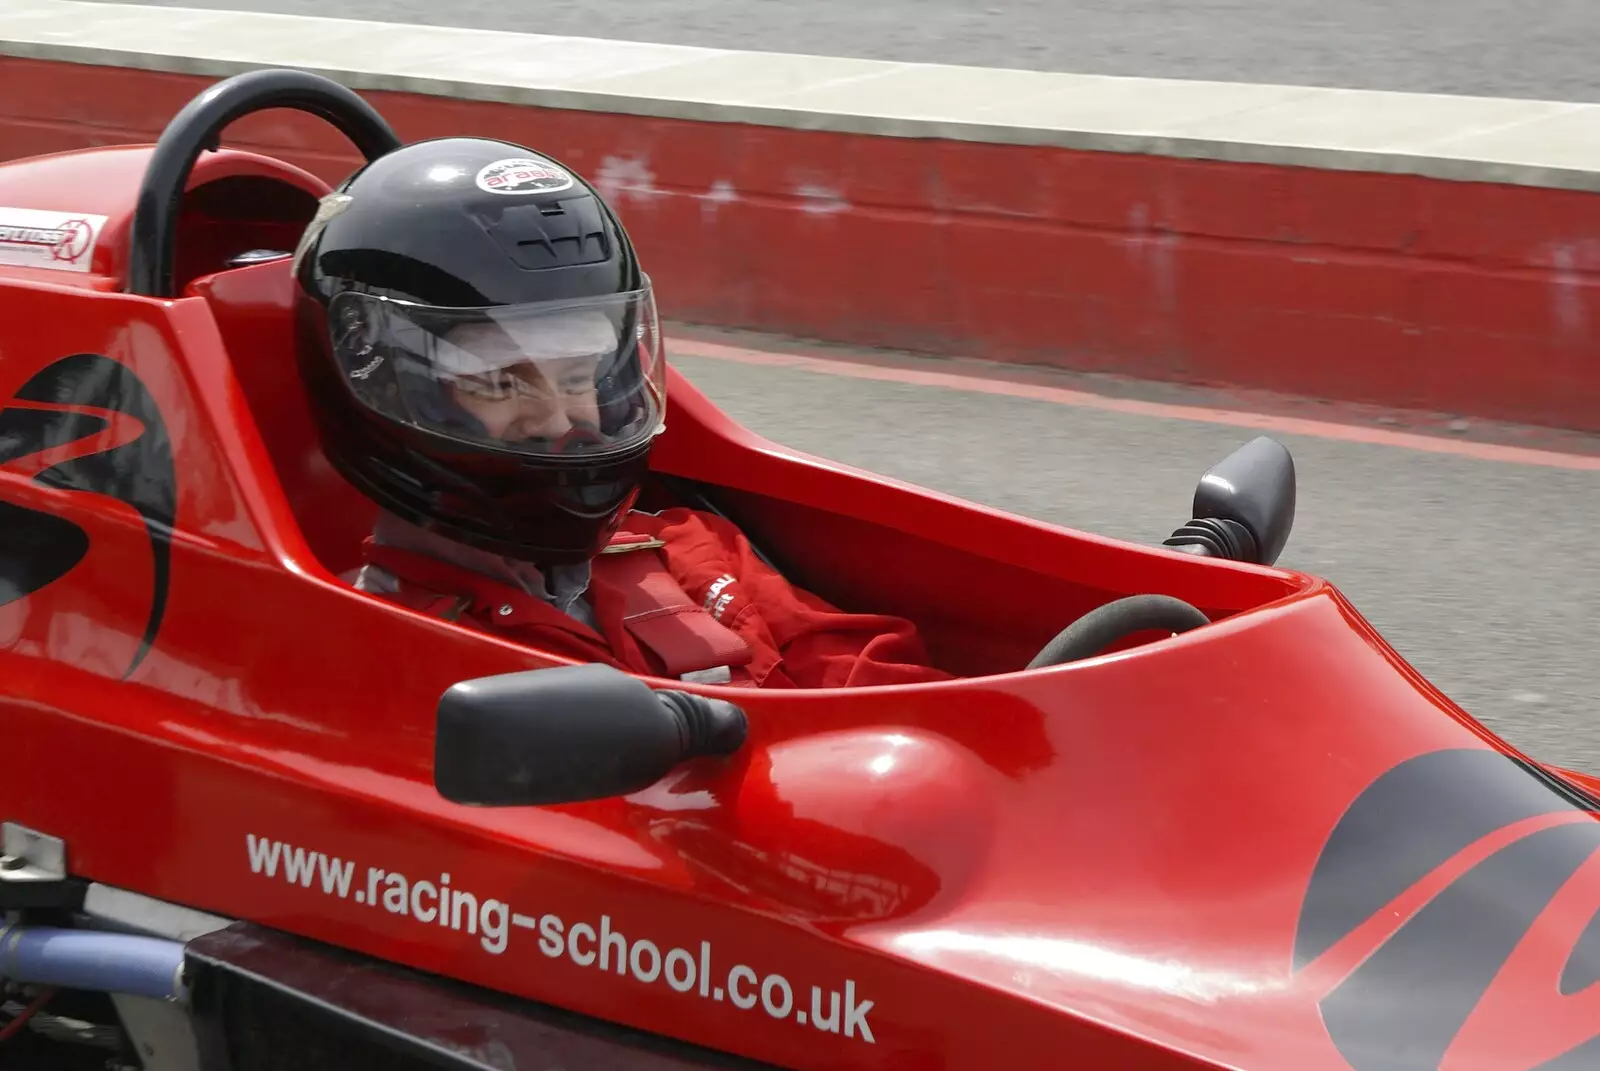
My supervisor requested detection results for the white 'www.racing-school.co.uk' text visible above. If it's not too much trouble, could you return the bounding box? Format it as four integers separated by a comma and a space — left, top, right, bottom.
244, 834, 876, 1042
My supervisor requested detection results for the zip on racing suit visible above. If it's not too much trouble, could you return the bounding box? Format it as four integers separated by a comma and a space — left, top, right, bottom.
292, 134, 953, 689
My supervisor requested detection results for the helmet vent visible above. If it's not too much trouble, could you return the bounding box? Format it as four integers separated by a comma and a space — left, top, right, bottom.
489, 201, 610, 270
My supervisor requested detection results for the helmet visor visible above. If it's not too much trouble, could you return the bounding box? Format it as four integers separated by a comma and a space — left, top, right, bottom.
329, 282, 665, 459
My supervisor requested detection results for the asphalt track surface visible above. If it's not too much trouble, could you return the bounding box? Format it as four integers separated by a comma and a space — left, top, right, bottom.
665, 328, 1600, 778
98, 0, 1600, 102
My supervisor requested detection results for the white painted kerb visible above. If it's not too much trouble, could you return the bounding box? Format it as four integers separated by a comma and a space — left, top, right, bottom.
3, 0, 1600, 191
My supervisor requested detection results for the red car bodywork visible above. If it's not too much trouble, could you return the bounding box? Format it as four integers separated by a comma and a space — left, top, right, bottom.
2, 129, 1600, 1071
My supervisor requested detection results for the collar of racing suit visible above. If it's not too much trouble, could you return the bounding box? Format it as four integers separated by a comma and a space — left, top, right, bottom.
353, 509, 756, 686
356, 509, 597, 628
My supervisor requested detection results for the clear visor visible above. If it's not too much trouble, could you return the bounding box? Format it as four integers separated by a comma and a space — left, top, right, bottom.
329, 282, 665, 459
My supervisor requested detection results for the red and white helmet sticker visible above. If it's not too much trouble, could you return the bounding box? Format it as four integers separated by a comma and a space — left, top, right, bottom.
475, 158, 576, 196
0, 208, 108, 273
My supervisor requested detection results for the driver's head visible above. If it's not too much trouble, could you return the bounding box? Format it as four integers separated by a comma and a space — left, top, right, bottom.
291, 137, 665, 566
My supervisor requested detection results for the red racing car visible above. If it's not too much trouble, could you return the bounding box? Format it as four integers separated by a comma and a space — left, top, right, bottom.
2, 69, 1597, 1071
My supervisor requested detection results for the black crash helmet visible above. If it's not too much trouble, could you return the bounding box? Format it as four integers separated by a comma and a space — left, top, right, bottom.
292, 136, 666, 566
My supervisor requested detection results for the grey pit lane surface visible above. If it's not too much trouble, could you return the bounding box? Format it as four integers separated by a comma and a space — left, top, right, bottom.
98, 0, 1600, 102
664, 341, 1600, 777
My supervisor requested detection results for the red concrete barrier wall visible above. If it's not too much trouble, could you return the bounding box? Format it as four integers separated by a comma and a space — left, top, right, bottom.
4, 55, 1599, 432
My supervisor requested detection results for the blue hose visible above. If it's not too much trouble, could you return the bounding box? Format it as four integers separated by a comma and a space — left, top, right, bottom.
0, 925, 187, 1002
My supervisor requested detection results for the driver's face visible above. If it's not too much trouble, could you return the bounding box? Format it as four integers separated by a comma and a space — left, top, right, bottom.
441, 321, 603, 443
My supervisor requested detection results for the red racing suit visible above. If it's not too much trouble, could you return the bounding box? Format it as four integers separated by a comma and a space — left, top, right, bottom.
357, 507, 955, 689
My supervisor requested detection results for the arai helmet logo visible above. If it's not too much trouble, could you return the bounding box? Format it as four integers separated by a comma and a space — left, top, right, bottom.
475, 158, 576, 196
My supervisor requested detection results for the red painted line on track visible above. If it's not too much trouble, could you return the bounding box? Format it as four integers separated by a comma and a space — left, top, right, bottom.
670, 336, 1600, 472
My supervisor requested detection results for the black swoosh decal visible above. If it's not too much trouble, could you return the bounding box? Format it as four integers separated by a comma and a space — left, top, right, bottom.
1295, 748, 1594, 970
0, 499, 89, 602
1560, 908, 1600, 996
1319, 821, 1600, 1071
0, 407, 108, 464
0, 353, 175, 677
